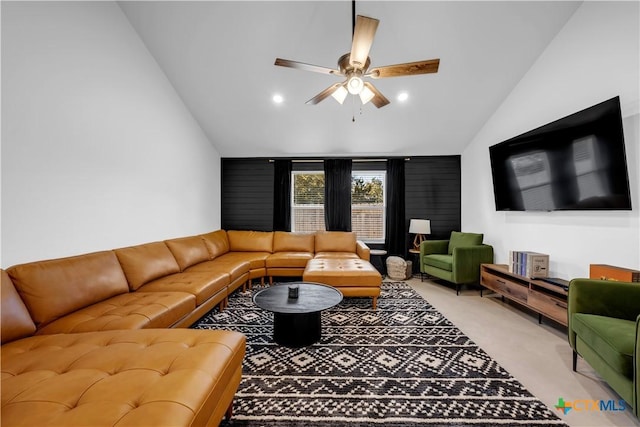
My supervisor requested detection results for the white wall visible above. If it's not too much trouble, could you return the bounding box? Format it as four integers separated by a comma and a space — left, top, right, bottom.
462, 1, 640, 279
1, 2, 221, 267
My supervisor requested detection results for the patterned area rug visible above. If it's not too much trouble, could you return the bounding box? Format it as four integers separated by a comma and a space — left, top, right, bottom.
192, 282, 567, 426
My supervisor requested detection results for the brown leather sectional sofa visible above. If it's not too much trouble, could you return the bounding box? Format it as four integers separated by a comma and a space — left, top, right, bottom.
1, 229, 374, 426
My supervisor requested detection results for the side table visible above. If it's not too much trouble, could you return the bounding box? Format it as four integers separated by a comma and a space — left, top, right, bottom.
408, 249, 422, 279
370, 249, 388, 277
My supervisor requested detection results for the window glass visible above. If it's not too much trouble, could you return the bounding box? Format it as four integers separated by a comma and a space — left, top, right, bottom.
291, 172, 325, 232
291, 170, 386, 242
352, 172, 386, 242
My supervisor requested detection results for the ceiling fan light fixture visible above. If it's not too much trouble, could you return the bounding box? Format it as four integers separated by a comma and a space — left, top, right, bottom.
331, 85, 348, 104
274, 9, 440, 110
347, 75, 364, 95
359, 85, 375, 104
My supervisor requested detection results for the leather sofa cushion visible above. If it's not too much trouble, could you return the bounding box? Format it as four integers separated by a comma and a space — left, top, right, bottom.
139, 272, 229, 305
187, 259, 250, 282
36, 291, 195, 335
214, 252, 270, 270
314, 252, 360, 259
448, 231, 483, 255
315, 231, 357, 253
7, 251, 129, 328
423, 254, 454, 272
201, 230, 229, 259
1, 329, 245, 427
115, 242, 181, 291
1, 270, 36, 344
266, 252, 313, 268
273, 231, 314, 252
227, 230, 273, 253
265, 268, 305, 279
165, 236, 210, 271
572, 313, 635, 378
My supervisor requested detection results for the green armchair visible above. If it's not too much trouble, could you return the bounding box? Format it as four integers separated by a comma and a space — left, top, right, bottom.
568, 278, 640, 417
419, 231, 494, 295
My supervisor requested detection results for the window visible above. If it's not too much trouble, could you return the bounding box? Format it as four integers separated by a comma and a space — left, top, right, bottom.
352, 172, 386, 242
291, 170, 386, 243
291, 172, 325, 233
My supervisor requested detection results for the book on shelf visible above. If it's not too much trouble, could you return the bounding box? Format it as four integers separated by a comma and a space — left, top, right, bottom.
508, 251, 549, 278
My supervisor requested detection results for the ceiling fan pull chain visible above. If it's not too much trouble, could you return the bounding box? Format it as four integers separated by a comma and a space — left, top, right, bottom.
352, 93, 356, 122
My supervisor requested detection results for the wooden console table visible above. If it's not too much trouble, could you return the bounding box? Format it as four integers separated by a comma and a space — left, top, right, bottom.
480, 264, 568, 326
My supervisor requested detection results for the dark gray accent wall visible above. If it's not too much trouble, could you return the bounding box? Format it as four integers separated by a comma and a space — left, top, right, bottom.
405, 156, 461, 242
221, 156, 461, 245
221, 158, 273, 231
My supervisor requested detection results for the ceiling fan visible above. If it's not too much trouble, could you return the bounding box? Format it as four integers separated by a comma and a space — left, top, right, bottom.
274, 2, 440, 108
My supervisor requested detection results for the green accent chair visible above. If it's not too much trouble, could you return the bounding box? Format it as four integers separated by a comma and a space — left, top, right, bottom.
419, 231, 494, 295
568, 278, 640, 418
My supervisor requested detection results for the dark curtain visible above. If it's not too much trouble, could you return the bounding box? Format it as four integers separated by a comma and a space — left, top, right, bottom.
324, 159, 352, 231
385, 158, 406, 256
272, 160, 292, 231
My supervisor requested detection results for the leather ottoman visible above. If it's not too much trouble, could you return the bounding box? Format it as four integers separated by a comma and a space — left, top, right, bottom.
302, 258, 382, 309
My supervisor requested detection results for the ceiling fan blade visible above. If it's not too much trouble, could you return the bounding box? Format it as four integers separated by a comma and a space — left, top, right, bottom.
368, 59, 440, 78
363, 82, 389, 108
350, 15, 379, 69
305, 82, 345, 105
275, 58, 342, 76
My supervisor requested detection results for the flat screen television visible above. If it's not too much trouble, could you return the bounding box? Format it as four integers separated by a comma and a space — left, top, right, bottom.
489, 97, 632, 211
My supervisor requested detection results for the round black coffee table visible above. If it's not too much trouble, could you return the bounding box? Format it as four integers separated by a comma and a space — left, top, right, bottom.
253, 282, 343, 347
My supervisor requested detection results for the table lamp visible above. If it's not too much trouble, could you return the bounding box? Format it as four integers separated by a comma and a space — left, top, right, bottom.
409, 219, 431, 250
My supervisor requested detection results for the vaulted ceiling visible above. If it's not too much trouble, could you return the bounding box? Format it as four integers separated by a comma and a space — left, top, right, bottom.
119, 1, 581, 158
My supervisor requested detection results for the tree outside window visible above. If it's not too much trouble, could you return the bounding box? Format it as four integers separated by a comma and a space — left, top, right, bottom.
352, 172, 385, 242
292, 172, 325, 233
292, 171, 385, 242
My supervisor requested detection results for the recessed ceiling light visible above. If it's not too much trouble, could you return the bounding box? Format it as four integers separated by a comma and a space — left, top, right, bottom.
272, 94, 284, 104
397, 92, 409, 102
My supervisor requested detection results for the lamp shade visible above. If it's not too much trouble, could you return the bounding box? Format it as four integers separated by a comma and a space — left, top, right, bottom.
331, 85, 348, 104
359, 86, 375, 105
409, 219, 431, 235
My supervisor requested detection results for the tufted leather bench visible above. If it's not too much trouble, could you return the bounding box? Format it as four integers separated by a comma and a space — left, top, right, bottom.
302, 258, 382, 309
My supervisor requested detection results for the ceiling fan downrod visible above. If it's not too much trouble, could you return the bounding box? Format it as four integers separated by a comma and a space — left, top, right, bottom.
352, 0, 356, 38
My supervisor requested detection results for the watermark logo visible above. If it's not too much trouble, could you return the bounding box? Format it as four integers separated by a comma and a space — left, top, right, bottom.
555, 398, 572, 415
555, 397, 626, 415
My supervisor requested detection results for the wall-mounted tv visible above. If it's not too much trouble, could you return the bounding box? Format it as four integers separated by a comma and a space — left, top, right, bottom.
489, 97, 632, 211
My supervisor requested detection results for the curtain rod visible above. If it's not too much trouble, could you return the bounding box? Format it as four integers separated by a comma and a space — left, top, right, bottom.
268, 158, 410, 163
